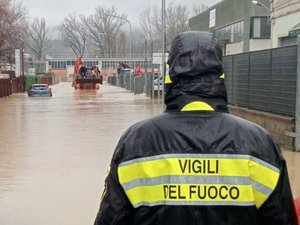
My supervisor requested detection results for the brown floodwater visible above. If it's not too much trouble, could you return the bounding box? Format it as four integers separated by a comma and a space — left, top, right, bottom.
0, 82, 299, 225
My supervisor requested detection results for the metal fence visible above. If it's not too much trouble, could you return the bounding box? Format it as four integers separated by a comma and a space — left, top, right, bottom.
107, 74, 157, 96
106, 45, 298, 117
224, 45, 298, 117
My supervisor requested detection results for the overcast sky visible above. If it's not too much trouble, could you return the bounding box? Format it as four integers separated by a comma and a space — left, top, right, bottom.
24, 0, 222, 28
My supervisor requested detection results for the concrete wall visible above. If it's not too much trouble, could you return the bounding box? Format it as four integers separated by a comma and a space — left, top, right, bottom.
226, 42, 243, 55
229, 105, 295, 151
249, 39, 272, 51
272, 11, 300, 47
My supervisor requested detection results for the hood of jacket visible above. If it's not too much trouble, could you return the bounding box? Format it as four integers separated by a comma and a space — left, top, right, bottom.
165, 31, 228, 113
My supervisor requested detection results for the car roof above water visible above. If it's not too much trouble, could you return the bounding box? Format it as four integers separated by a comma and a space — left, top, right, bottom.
32, 84, 49, 87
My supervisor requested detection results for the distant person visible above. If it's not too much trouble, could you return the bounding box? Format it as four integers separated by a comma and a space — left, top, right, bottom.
117, 63, 123, 75
94, 65, 101, 76
94, 31, 298, 225
79, 63, 87, 78
135, 64, 142, 76
91, 66, 97, 77
91, 65, 103, 84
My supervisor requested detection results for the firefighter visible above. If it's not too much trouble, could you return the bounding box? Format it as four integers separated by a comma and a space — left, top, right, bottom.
79, 63, 87, 78
94, 31, 298, 225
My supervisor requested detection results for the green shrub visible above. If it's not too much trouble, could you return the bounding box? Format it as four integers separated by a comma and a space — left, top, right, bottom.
24, 76, 37, 90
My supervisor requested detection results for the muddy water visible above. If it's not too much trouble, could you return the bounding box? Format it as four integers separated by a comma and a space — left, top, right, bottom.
0, 82, 299, 225
0, 82, 163, 225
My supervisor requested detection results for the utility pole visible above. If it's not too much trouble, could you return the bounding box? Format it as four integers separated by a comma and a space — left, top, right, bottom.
161, 0, 166, 101
145, 39, 148, 73
21, 42, 25, 76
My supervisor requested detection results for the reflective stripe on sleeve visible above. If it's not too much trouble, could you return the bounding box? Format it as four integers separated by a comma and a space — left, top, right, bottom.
118, 154, 280, 208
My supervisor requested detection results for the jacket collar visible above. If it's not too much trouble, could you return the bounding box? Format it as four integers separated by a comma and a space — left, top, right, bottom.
164, 74, 228, 113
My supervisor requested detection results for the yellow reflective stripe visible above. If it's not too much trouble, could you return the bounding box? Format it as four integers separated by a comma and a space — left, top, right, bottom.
181, 101, 215, 111
165, 64, 172, 84
125, 184, 254, 207
220, 73, 225, 79
252, 188, 268, 208
118, 154, 280, 208
119, 158, 249, 183
164, 74, 172, 84
248, 159, 280, 208
118, 158, 244, 183
249, 160, 279, 190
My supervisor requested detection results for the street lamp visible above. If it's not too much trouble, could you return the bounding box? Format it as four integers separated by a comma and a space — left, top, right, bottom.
251, 0, 270, 11
21, 44, 25, 76
251, 0, 273, 47
105, 14, 132, 59
18, 36, 25, 77
161, 0, 166, 101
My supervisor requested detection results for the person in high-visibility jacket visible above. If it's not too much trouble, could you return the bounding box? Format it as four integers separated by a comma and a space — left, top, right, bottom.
94, 31, 298, 225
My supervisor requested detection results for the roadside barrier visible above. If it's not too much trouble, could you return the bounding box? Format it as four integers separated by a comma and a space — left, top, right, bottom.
0, 76, 25, 97
11, 76, 25, 93
0, 78, 12, 98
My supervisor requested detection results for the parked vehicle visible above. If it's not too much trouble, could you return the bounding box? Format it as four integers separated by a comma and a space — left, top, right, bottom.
153, 75, 163, 90
27, 84, 52, 97
118, 68, 135, 76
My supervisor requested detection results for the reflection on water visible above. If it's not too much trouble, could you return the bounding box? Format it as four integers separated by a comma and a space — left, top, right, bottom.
0, 82, 299, 225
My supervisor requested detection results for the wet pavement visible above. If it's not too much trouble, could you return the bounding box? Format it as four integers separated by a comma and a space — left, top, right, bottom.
0, 82, 299, 225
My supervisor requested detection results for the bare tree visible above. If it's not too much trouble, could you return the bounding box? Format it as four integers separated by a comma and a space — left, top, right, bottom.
140, 7, 154, 42
139, 3, 208, 51
115, 31, 127, 57
81, 6, 128, 57
59, 6, 129, 58
27, 18, 52, 60
139, 5, 163, 52
59, 14, 87, 57
0, 0, 27, 65
139, 3, 189, 51
165, 3, 189, 46
192, 4, 209, 16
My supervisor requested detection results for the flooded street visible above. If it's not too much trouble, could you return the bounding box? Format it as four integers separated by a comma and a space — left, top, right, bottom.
0, 82, 299, 225
0, 82, 163, 225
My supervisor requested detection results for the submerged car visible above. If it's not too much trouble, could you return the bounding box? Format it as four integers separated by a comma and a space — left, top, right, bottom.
27, 84, 52, 97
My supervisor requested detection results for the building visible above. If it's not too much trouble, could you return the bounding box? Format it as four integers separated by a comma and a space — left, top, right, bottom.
272, 0, 300, 47
189, 0, 300, 55
45, 55, 152, 81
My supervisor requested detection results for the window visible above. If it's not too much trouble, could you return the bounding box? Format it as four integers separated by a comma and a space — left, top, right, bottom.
250, 17, 270, 39
214, 21, 244, 43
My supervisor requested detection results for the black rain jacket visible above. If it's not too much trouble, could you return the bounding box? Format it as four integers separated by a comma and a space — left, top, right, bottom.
94, 31, 298, 225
